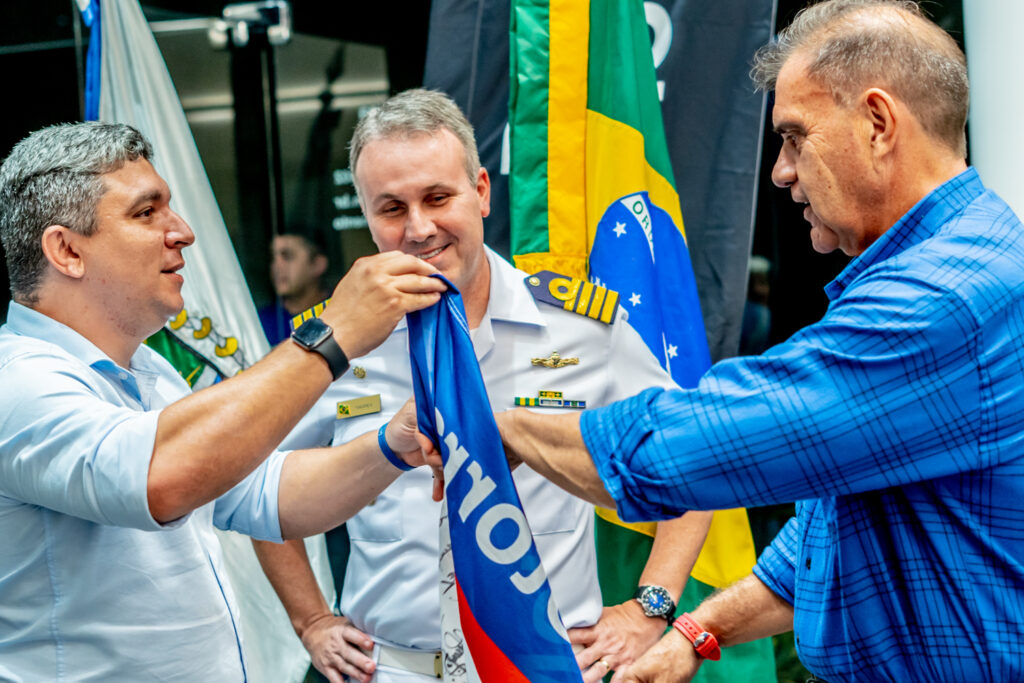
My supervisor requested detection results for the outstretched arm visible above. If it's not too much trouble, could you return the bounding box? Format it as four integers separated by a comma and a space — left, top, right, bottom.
148, 252, 445, 523
279, 398, 438, 538
496, 409, 615, 507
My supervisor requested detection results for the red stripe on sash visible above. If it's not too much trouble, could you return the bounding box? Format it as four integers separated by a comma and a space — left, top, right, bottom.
456, 578, 531, 682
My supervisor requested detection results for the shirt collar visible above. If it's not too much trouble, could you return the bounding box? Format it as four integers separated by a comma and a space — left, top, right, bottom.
480, 246, 547, 328
392, 245, 547, 332
824, 166, 985, 300
5, 301, 159, 402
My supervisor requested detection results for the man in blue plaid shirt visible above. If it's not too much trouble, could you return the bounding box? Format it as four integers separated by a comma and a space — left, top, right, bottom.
493, 1, 1024, 681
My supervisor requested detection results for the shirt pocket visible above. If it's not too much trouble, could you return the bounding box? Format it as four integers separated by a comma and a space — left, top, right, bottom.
516, 466, 585, 535
347, 489, 404, 542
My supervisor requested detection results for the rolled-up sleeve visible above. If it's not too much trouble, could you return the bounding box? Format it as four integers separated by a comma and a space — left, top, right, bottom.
580, 271, 985, 522
213, 448, 287, 542
0, 354, 167, 530
581, 387, 674, 522
752, 515, 799, 605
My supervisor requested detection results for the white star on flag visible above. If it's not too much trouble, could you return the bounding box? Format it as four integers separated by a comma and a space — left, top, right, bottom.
613, 221, 627, 237
629, 292, 642, 306
666, 344, 678, 358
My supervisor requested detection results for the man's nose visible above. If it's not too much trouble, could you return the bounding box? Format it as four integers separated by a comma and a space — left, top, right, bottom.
404, 205, 437, 242
771, 147, 796, 189
167, 210, 195, 247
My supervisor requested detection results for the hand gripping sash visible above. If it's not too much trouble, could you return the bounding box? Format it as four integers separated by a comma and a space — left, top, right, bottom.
407, 276, 583, 683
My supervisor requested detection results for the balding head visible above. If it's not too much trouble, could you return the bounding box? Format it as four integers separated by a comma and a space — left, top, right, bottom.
752, 0, 968, 157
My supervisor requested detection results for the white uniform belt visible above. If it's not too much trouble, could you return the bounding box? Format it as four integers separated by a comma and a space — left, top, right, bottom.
374, 644, 443, 678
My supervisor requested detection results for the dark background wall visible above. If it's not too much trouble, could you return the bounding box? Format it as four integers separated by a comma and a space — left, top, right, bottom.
0, 0, 965, 343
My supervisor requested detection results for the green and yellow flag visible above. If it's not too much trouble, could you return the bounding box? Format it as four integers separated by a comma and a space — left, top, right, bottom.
509, 1, 775, 679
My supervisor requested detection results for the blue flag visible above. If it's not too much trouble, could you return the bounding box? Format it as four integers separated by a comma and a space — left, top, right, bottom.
407, 277, 582, 682
589, 192, 710, 386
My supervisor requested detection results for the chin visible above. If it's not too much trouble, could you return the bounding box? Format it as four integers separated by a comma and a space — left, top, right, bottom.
160, 298, 185, 322
811, 241, 839, 255
809, 228, 841, 255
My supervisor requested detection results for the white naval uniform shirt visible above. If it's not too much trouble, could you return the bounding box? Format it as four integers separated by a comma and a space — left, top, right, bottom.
281, 248, 677, 653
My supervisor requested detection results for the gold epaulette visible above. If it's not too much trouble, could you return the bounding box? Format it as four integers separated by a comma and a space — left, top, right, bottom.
289, 298, 332, 332
524, 271, 619, 324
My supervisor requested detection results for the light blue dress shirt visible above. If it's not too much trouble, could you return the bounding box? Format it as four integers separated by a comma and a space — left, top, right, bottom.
0, 302, 287, 681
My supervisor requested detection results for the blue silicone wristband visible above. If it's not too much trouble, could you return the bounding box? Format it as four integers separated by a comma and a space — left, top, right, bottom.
378, 422, 414, 471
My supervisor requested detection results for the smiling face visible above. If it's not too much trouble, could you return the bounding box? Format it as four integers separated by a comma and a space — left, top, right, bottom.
770, 53, 886, 257
78, 158, 195, 339
355, 128, 491, 313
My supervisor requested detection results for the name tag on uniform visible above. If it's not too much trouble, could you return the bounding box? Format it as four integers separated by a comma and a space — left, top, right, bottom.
336, 394, 382, 419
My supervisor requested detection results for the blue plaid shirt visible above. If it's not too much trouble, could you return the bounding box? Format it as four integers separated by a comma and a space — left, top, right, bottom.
581, 168, 1024, 682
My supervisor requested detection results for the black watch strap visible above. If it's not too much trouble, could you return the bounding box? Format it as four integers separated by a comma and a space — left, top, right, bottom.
313, 334, 349, 380
292, 318, 350, 380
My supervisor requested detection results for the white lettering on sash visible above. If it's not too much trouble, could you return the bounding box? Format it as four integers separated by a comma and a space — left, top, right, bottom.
436, 407, 560, 606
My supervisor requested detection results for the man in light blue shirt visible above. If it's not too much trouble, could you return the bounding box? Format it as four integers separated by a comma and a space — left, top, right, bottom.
0, 121, 446, 681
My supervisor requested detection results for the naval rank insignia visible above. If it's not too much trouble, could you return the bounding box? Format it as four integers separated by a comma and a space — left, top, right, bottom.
514, 390, 586, 409
525, 271, 619, 324
531, 351, 579, 368
336, 394, 382, 419
290, 297, 332, 332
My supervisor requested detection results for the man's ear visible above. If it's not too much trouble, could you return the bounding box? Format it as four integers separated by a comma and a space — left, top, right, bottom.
311, 252, 328, 278
863, 87, 899, 157
40, 225, 86, 279
476, 166, 492, 219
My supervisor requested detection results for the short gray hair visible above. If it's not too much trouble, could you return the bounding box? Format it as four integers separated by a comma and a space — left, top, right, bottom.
0, 122, 153, 304
751, 0, 968, 157
349, 89, 480, 199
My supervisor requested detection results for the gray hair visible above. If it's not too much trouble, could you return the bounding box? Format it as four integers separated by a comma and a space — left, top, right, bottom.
0, 122, 153, 304
751, 0, 968, 157
349, 89, 480, 200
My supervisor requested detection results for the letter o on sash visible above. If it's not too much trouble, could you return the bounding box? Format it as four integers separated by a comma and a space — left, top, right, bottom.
476, 503, 531, 565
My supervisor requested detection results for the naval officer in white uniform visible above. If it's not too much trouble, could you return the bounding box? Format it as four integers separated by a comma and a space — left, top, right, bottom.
253, 89, 713, 683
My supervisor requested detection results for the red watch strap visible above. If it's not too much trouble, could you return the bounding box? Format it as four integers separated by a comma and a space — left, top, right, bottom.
673, 613, 722, 661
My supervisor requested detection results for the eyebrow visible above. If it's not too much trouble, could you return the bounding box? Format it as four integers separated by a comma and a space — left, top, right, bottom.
372, 184, 455, 205
126, 189, 165, 214
773, 121, 806, 136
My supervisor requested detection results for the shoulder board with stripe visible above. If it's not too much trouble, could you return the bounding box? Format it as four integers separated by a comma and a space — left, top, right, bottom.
524, 270, 619, 325
289, 298, 332, 332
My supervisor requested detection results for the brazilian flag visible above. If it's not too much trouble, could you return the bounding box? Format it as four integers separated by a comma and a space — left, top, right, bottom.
509, 1, 776, 680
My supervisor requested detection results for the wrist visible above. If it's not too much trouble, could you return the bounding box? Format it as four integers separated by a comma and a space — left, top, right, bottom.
295, 608, 335, 640
634, 584, 678, 621
329, 323, 354, 362
379, 422, 414, 471
291, 317, 349, 380
673, 613, 722, 661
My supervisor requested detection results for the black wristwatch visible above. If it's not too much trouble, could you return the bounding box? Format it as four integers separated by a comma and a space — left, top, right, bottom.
291, 317, 349, 380
634, 585, 676, 620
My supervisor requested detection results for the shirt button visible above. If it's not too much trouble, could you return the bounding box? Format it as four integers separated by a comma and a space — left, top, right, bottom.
119, 372, 128, 381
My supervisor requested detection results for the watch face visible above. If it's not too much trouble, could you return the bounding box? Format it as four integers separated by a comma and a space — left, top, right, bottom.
293, 317, 332, 348
638, 585, 674, 617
